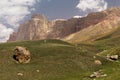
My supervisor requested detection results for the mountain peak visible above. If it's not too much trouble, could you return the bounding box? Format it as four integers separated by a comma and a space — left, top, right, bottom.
32, 14, 45, 20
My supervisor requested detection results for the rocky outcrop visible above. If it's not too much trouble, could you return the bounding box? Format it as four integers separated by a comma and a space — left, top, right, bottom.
8, 12, 108, 42
14, 14, 54, 41
8, 7, 120, 42
7, 32, 17, 42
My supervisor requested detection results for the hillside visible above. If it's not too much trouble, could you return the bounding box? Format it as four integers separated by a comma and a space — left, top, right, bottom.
1, 37, 120, 80
0, 39, 108, 80
64, 7, 120, 43
93, 30, 120, 50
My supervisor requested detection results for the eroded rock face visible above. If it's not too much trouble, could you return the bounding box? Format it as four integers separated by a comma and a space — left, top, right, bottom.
8, 7, 120, 42
7, 32, 17, 42
8, 13, 106, 41
15, 14, 53, 41
13, 46, 31, 63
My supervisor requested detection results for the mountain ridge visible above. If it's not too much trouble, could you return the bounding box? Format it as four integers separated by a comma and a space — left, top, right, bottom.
64, 7, 120, 43
8, 7, 120, 43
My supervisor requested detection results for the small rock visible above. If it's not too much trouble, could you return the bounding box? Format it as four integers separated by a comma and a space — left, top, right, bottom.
36, 70, 40, 72
94, 60, 102, 65
90, 71, 101, 78
107, 54, 119, 61
110, 55, 119, 60
93, 56, 96, 59
17, 73, 23, 76
90, 71, 107, 78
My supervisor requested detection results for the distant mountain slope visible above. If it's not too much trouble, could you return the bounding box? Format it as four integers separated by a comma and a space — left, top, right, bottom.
93, 27, 120, 50
8, 7, 118, 42
64, 7, 120, 43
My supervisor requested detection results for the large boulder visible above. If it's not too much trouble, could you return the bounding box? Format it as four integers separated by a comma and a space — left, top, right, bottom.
13, 46, 31, 63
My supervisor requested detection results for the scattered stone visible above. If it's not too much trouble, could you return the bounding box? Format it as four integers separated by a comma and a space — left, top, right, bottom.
17, 73, 23, 76
94, 60, 102, 65
90, 71, 107, 78
13, 46, 31, 63
110, 55, 119, 60
107, 54, 119, 61
36, 70, 40, 72
93, 56, 96, 59
90, 71, 101, 78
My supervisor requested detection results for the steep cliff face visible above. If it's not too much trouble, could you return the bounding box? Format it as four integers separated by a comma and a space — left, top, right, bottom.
8, 7, 120, 42
8, 14, 54, 41
16, 14, 53, 41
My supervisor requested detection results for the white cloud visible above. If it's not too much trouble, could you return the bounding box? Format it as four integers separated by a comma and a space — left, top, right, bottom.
0, 24, 13, 42
0, 0, 40, 28
76, 0, 108, 12
0, 0, 41, 42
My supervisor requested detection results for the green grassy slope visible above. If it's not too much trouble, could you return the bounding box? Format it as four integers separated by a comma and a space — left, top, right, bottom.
63, 26, 120, 80
0, 39, 106, 80
90, 29, 120, 80
1, 33, 120, 80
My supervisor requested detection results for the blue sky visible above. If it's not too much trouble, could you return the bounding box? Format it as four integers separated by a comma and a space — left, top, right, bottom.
0, 0, 120, 42
33, 0, 120, 19
35, 0, 79, 19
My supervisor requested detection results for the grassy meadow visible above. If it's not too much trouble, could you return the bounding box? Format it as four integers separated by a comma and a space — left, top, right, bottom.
0, 37, 120, 80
